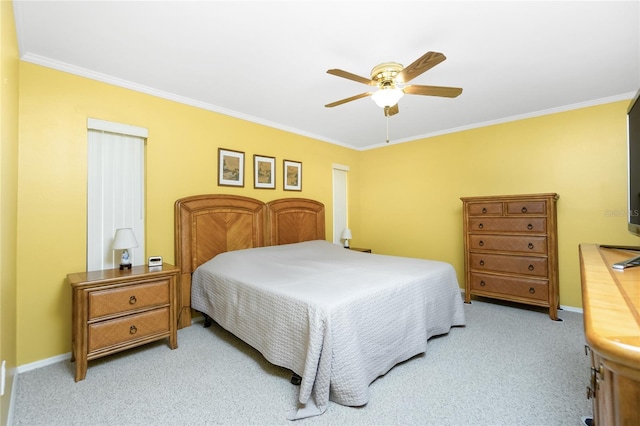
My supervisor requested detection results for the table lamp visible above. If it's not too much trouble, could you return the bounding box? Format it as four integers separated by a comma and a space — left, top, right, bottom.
341, 228, 352, 248
113, 228, 138, 270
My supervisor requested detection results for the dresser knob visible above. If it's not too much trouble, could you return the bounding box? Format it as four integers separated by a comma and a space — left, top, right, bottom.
479, 240, 484, 247
522, 206, 528, 213
482, 207, 487, 214
479, 260, 485, 266
529, 287, 535, 294
528, 264, 534, 271
588, 365, 598, 398
129, 295, 137, 305
527, 223, 533, 230
528, 242, 534, 250
129, 325, 137, 335
587, 364, 604, 400
480, 280, 486, 286
478, 223, 484, 229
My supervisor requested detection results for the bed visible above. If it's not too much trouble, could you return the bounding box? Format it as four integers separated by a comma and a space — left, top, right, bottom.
174, 194, 465, 419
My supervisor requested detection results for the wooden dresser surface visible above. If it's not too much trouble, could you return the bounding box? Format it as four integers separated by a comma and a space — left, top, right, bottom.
580, 244, 640, 366
580, 244, 640, 426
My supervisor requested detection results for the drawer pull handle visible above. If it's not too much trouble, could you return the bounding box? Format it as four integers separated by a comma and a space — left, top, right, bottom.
528, 243, 534, 250
587, 365, 600, 399
482, 207, 487, 214
129, 325, 137, 335
529, 287, 535, 294
587, 363, 604, 399
521, 206, 528, 213
478, 223, 484, 229
480, 280, 486, 287
528, 264, 534, 271
479, 240, 484, 247
129, 296, 137, 305
527, 223, 533, 230
479, 260, 485, 266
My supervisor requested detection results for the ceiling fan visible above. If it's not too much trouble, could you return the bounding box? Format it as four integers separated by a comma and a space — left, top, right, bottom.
324, 51, 463, 117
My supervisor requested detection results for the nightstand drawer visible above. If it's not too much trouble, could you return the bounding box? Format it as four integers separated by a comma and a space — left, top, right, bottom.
88, 307, 170, 353
88, 279, 170, 319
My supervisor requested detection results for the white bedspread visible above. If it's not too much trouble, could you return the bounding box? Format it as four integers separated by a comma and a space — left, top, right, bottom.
191, 240, 465, 419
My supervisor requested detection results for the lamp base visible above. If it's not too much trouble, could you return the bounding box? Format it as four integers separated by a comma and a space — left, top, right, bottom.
119, 263, 132, 270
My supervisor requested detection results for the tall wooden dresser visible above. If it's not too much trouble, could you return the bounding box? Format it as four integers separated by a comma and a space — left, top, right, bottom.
461, 193, 560, 320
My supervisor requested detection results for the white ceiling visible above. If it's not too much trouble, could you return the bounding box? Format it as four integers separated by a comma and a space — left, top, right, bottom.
13, 0, 640, 150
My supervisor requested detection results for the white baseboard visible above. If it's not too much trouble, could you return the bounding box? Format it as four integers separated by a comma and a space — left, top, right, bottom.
15, 352, 71, 375
460, 289, 584, 314
15, 317, 206, 375
7, 366, 17, 426
559, 305, 583, 314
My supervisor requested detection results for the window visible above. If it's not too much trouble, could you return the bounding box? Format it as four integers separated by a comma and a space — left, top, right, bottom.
332, 164, 349, 245
87, 118, 147, 271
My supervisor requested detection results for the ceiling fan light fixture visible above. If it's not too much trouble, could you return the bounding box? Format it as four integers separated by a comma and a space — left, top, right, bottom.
371, 87, 404, 108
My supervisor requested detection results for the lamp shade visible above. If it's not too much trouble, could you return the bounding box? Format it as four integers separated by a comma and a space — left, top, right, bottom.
371, 87, 404, 108
112, 228, 139, 250
341, 228, 352, 240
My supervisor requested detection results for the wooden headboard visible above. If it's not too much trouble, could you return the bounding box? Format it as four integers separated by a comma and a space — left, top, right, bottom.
266, 198, 325, 245
174, 194, 325, 327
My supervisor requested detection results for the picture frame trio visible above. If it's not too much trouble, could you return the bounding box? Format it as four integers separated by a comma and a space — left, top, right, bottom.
218, 148, 302, 191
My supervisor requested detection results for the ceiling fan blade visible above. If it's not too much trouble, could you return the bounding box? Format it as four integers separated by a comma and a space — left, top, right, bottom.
327, 69, 376, 86
325, 92, 373, 108
396, 51, 446, 83
384, 104, 399, 117
403, 84, 463, 98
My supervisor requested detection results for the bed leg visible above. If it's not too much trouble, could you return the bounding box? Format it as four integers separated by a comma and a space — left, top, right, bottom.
291, 373, 301, 386
202, 313, 213, 328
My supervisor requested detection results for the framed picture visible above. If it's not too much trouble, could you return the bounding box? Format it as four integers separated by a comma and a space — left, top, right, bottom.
253, 154, 275, 189
218, 148, 245, 187
283, 159, 302, 191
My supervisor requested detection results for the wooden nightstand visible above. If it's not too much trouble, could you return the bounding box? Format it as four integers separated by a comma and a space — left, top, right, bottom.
68, 263, 179, 381
349, 247, 372, 253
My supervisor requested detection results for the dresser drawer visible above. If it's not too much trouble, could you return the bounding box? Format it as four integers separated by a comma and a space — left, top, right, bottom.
467, 202, 503, 216
468, 217, 547, 233
88, 279, 170, 320
470, 253, 548, 277
470, 272, 549, 301
87, 307, 170, 353
506, 200, 546, 215
469, 235, 548, 254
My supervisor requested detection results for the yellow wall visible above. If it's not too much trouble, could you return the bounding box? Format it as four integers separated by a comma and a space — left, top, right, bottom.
16, 62, 361, 365
359, 101, 638, 308
0, 0, 19, 423
11, 35, 638, 368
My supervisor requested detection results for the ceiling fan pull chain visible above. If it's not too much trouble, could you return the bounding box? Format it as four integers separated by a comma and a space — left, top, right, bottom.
386, 114, 390, 143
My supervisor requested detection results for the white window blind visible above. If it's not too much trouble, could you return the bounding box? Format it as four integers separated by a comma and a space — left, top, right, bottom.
332, 164, 349, 245
87, 118, 147, 271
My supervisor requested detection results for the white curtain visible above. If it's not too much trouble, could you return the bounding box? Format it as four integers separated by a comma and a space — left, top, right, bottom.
87, 118, 147, 271
332, 164, 349, 245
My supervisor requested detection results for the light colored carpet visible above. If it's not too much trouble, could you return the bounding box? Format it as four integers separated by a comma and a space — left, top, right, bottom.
12, 299, 592, 425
